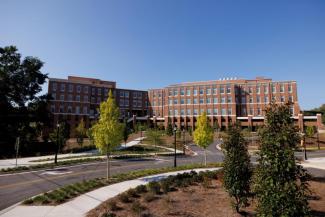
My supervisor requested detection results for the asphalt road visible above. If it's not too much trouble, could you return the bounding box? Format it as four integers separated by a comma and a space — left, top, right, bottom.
0, 143, 325, 211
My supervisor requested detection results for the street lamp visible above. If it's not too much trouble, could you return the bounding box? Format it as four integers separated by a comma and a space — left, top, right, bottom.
174, 125, 177, 167
54, 123, 60, 164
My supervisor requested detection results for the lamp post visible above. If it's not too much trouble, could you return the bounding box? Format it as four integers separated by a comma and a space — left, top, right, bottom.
174, 125, 177, 167
54, 123, 60, 164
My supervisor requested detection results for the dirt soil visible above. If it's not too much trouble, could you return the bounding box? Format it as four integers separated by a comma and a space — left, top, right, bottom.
87, 178, 325, 217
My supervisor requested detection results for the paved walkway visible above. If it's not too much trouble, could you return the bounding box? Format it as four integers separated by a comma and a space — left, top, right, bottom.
0, 168, 219, 217
301, 157, 325, 170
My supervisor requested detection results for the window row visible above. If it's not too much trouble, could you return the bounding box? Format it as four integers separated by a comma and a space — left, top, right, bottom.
168, 108, 233, 116
240, 95, 293, 104
168, 97, 233, 105
51, 105, 91, 115
167, 85, 232, 97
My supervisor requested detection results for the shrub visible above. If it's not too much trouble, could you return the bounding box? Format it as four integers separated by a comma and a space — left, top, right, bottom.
131, 201, 146, 214
148, 181, 160, 194
143, 192, 156, 202
161, 180, 171, 194
107, 200, 119, 211
135, 185, 147, 194
118, 193, 130, 203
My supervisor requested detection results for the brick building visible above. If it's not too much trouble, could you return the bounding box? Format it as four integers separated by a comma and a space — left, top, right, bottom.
148, 77, 322, 131
48, 76, 148, 136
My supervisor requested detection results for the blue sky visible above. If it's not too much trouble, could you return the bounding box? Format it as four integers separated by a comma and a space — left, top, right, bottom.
1, 0, 324, 110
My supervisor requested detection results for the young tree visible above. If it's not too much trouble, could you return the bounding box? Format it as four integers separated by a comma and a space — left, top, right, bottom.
223, 125, 251, 213
146, 128, 163, 155
305, 126, 315, 148
49, 122, 70, 164
254, 103, 310, 216
91, 91, 123, 180
166, 123, 173, 136
76, 118, 87, 146
193, 112, 214, 165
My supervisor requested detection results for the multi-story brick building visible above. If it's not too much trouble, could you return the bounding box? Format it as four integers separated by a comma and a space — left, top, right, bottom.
148, 77, 321, 130
48, 76, 322, 136
48, 76, 148, 135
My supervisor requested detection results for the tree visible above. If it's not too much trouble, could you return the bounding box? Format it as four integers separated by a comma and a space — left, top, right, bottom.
254, 103, 310, 217
0, 46, 49, 157
76, 118, 87, 146
193, 112, 214, 166
146, 128, 163, 155
49, 122, 70, 164
223, 125, 252, 213
166, 123, 173, 136
305, 126, 316, 149
91, 91, 123, 180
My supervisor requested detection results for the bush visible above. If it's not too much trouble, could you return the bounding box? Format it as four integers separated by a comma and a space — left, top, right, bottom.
161, 180, 171, 194
135, 185, 147, 194
118, 193, 130, 203
126, 188, 138, 198
107, 200, 119, 211
131, 201, 146, 214
143, 192, 156, 202
148, 181, 161, 194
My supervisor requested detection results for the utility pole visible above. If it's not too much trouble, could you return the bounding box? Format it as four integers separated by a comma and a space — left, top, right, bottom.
54, 123, 60, 164
174, 125, 177, 167
15, 137, 20, 167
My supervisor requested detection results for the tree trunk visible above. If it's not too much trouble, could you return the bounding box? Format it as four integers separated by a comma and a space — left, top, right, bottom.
204, 149, 207, 166
106, 145, 110, 180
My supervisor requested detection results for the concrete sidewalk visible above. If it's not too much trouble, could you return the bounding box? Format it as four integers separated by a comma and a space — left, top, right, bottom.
0, 168, 219, 217
301, 157, 325, 170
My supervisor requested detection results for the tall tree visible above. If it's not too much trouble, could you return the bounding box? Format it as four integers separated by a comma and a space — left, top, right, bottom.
166, 123, 173, 136
254, 103, 310, 216
193, 112, 214, 165
76, 118, 87, 146
91, 91, 123, 180
223, 125, 252, 213
0, 46, 48, 157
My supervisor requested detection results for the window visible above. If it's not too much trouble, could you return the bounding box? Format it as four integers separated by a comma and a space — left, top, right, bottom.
60, 94, 64, 101
84, 86, 88, 93
76, 106, 80, 114
76, 95, 80, 102
264, 96, 269, 103
120, 91, 124, 97
50, 105, 55, 113
257, 108, 262, 116
180, 109, 185, 116
226, 85, 231, 94
104, 88, 108, 96
59, 105, 64, 113
206, 88, 211, 95
174, 89, 178, 96
133, 92, 137, 98
228, 108, 232, 115
207, 98, 211, 104
264, 85, 269, 94
248, 97, 253, 103
68, 94, 73, 101
174, 99, 178, 105
69, 84, 73, 92
169, 99, 173, 105
256, 96, 261, 103
60, 84, 65, 92
221, 108, 226, 116
213, 88, 217, 95
272, 84, 276, 93
193, 89, 197, 96
77, 85, 81, 93
290, 106, 294, 115
187, 109, 191, 115
82, 106, 87, 114
280, 84, 284, 93
289, 96, 293, 102
199, 98, 204, 104
133, 100, 137, 107
137, 100, 142, 107
194, 109, 198, 115
84, 96, 88, 102
180, 99, 185, 104
187, 98, 191, 104
227, 97, 232, 103
249, 108, 253, 115
92, 88, 95, 95
199, 88, 204, 95
67, 106, 72, 113
248, 87, 253, 94
193, 98, 198, 104
213, 98, 218, 104
169, 90, 172, 96
52, 83, 57, 91
281, 96, 285, 102
220, 85, 225, 94
90, 109, 94, 115
242, 108, 247, 116
180, 89, 184, 96
138, 92, 142, 98
97, 97, 101, 104
200, 109, 204, 115
221, 97, 226, 103
288, 84, 292, 93
186, 89, 191, 96
125, 91, 129, 98
213, 108, 218, 115
256, 85, 260, 94
174, 109, 178, 116
169, 109, 173, 116
125, 100, 129, 106
98, 88, 101, 95
207, 109, 211, 115
52, 93, 56, 100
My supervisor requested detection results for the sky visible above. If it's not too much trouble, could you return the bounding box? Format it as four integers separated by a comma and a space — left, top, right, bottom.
0, 0, 324, 110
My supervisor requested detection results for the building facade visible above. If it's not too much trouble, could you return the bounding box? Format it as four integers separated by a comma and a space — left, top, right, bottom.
48, 76, 148, 135
148, 77, 306, 130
